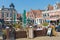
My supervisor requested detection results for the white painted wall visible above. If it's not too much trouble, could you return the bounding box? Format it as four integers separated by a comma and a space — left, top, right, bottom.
34, 18, 43, 25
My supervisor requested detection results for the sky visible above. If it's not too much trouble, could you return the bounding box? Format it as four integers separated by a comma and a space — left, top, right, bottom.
0, 0, 60, 14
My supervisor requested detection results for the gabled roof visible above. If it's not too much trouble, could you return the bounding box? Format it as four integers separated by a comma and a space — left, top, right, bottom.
26, 9, 42, 18
31, 10, 42, 18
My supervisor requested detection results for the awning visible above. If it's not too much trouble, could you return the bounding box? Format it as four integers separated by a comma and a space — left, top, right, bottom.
46, 20, 50, 22
48, 18, 59, 21
5, 20, 19, 21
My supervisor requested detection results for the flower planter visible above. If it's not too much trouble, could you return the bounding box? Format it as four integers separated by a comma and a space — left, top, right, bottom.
15, 31, 27, 38
34, 28, 47, 37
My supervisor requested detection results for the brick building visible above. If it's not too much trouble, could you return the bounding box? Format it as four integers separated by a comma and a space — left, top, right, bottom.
26, 2, 60, 25
26, 9, 43, 25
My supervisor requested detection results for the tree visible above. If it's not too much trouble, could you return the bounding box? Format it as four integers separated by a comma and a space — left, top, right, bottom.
42, 22, 49, 26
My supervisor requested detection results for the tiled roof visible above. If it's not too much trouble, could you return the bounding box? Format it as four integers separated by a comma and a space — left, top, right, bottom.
26, 10, 42, 18
31, 10, 42, 18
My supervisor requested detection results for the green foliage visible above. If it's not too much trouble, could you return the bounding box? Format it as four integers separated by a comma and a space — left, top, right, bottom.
42, 22, 49, 26
13, 23, 23, 29
13, 23, 16, 27
2, 29, 6, 35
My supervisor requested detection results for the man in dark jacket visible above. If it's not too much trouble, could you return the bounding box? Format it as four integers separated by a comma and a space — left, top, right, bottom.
9, 25, 16, 40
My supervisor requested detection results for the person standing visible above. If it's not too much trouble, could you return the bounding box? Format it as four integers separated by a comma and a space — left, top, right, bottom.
9, 25, 16, 40
6, 26, 10, 40
50, 25, 57, 36
2, 28, 6, 40
28, 26, 34, 38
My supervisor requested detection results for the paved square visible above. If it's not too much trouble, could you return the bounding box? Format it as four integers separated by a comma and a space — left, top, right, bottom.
16, 32, 60, 40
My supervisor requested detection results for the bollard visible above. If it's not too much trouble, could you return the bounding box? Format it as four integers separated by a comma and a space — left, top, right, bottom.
6, 27, 10, 40
28, 26, 34, 39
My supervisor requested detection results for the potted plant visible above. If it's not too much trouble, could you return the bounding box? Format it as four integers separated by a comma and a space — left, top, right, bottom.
42, 22, 49, 28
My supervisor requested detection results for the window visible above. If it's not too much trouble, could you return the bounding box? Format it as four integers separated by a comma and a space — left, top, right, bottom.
2, 12, 4, 17
43, 13, 49, 18
43, 14, 46, 17
47, 13, 49, 16
39, 19, 42, 23
34, 20, 36, 24
10, 13, 12, 17
39, 19, 41, 22
37, 19, 38, 22
7, 13, 9, 17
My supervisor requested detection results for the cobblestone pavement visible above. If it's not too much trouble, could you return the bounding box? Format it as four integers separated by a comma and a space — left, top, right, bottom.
0, 32, 60, 40
0, 31, 2, 40
16, 32, 60, 40
0, 36, 2, 40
